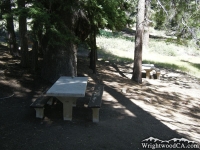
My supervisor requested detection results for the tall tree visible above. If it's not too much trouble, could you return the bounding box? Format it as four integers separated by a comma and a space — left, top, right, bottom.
40, 1, 78, 82
26, 0, 91, 82
143, 0, 151, 51
17, 0, 29, 67
2, 0, 18, 56
25, 0, 130, 82
132, 0, 145, 83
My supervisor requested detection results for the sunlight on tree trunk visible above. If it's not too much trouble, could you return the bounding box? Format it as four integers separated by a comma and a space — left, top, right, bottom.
143, 0, 151, 51
132, 0, 145, 84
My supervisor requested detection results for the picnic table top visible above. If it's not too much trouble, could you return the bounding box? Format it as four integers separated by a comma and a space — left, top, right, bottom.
46, 76, 88, 97
142, 64, 154, 67
142, 66, 156, 70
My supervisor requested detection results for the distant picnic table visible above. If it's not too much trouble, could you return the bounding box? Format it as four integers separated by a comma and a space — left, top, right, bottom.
142, 64, 160, 79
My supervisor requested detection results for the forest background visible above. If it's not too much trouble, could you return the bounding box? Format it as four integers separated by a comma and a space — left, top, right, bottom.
0, 0, 200, 82
1, 1, 200, 148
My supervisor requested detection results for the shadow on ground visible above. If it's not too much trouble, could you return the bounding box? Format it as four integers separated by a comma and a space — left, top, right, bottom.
0, 50, 200, 150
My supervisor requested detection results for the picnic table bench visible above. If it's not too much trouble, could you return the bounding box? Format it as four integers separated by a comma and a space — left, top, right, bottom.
30, 95, 53, 118
142, 64, 160, 79
88, 84, 104, 123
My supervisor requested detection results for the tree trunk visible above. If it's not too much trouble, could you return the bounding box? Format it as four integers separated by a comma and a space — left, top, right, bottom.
4, 0, 18, 56
42, 42, 77, 83
132, 0, 145, 84
18, 0, 29, 67
40, 1, 81, 83
143, 0, 151, 51
89, 28, 97, 74
32, 41, 38, 71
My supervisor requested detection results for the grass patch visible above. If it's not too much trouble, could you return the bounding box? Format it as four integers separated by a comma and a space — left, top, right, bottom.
97, 36, 134, 53
99, 29, 133, 41
142, 59, 188, 72
97, 29, 200, 78
149, 40, 178, 56
97, 47, 133, 63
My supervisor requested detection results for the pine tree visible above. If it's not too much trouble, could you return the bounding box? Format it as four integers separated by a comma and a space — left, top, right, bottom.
1, 0, 18, 56
17, 0, 29, 67
132, 0, 145, 83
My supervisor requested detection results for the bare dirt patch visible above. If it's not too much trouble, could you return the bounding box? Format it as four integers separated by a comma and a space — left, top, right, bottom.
96, 60, 200, 144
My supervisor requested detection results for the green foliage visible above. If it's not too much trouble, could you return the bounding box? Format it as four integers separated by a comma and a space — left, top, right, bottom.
25, 1, 81, 48
83, 0, 130, 31
0, 0, 134, 51
19, 0, 132, 49
151, 0, 200, 48
153, 9, 166, 30
0, 0, 15, 19
99, 29, 133, 41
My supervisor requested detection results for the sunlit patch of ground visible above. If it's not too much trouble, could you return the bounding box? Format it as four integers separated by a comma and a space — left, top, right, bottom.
97, 59, 200, 143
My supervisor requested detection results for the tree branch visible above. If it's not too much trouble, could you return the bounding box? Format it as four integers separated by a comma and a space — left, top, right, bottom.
157, 0, 168, 16
182, 17, 199, 42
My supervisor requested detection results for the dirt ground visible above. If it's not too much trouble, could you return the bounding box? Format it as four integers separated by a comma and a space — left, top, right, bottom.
0, 47, 200, 150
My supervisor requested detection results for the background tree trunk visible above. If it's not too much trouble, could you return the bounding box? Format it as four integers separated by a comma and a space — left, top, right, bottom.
32, 41, 38, 71
143, 0, 151, 51
3, 0, 18, 56
40, 1, 79, 83
89, 27, 97, 74
41, 42, 77, 83
18, 0, 29, 67
132, 0, 145, 84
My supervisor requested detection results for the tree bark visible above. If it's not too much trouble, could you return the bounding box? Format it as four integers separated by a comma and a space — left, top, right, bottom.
42, 42, 77, 83
32, 41, 38, 71
132, 0, 145, 84
3, 0, 18, 56
40, 1, 79, 83
18, 0, 29, 67
89, 27, 97, 74
143, 0, 151, 51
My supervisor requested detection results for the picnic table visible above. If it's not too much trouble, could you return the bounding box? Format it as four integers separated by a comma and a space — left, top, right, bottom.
46, 76, 88, 121
142, 64, 160, 79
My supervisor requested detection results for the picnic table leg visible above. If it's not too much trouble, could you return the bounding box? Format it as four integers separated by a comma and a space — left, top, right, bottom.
34, 108, 44, 118
156, 72, 161, 79
72, 98, 77, 107
92, 108, 100, 123
57, 97, 75, 121
145, 70, 151, 79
